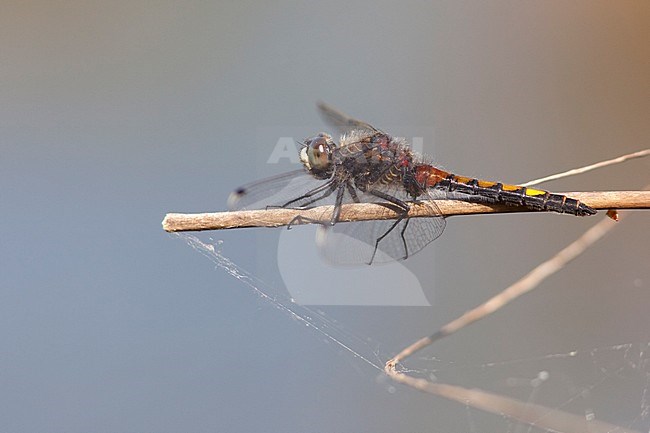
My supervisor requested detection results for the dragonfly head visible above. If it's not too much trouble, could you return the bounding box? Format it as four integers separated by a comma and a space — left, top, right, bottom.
300, 133, 335, 179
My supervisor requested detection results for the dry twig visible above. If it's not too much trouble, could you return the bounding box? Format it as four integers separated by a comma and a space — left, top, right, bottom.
384, 212, 640, 432
162, 190, 649, 232
521, 148, 650, 187
386, 213, 623, 368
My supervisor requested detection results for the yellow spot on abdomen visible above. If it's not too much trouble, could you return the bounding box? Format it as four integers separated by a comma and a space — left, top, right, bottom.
525, 188, 547, 196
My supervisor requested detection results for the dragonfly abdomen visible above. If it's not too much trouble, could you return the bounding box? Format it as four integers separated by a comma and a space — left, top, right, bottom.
419, 168, 596, 216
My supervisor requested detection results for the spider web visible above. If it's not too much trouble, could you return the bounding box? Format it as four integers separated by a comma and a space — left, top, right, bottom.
179, 233, 385, 371
176, 232, 650, 433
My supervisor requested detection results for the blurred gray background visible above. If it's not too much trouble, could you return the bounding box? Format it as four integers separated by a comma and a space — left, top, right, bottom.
2, 1, 649, 432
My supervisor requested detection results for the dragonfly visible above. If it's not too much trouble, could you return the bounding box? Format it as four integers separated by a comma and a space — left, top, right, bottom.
228, 103, 597, 265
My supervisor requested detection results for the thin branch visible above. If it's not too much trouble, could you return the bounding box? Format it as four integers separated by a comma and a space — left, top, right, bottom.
521, 148, 650, 187
385, 213, 622, 368
162, 191, 649, 232
384, 379, 640, 433
384, 211, 639, 433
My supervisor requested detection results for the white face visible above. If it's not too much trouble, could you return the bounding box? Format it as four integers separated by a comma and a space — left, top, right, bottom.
300, 132, 335, 174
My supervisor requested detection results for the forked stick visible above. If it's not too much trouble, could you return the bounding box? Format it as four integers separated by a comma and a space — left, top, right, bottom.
383, 206, 640, 432
386, 213, 622, 368
376, 148, 648, 432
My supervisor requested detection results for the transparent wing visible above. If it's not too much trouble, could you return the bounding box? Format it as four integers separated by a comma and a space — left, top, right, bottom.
229, 170, 353, 222
228, 169, 324, 210
316, 186, 447, 265
316, 101, 379, 135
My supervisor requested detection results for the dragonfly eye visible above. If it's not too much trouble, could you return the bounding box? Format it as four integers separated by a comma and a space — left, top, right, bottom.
301, 133, 334, 174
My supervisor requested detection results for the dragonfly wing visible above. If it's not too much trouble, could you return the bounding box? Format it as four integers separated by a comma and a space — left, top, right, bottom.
315, 189, 446, 265
228, 169, 331, 210
316, 102, 379, 135
229, 169, 366, 226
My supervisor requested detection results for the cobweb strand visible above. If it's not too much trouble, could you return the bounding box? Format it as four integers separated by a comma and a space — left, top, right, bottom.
178, 233, 384, 371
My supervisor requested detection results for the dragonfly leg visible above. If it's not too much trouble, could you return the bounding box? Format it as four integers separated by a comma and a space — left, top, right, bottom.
287, 184, 347, 229
287, 214, 328, 230
346, 181, 361, 203
366, 188, 411, 264
399, 218, 411, 260
329, 184, 347, 225
279, 179, 338, 209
